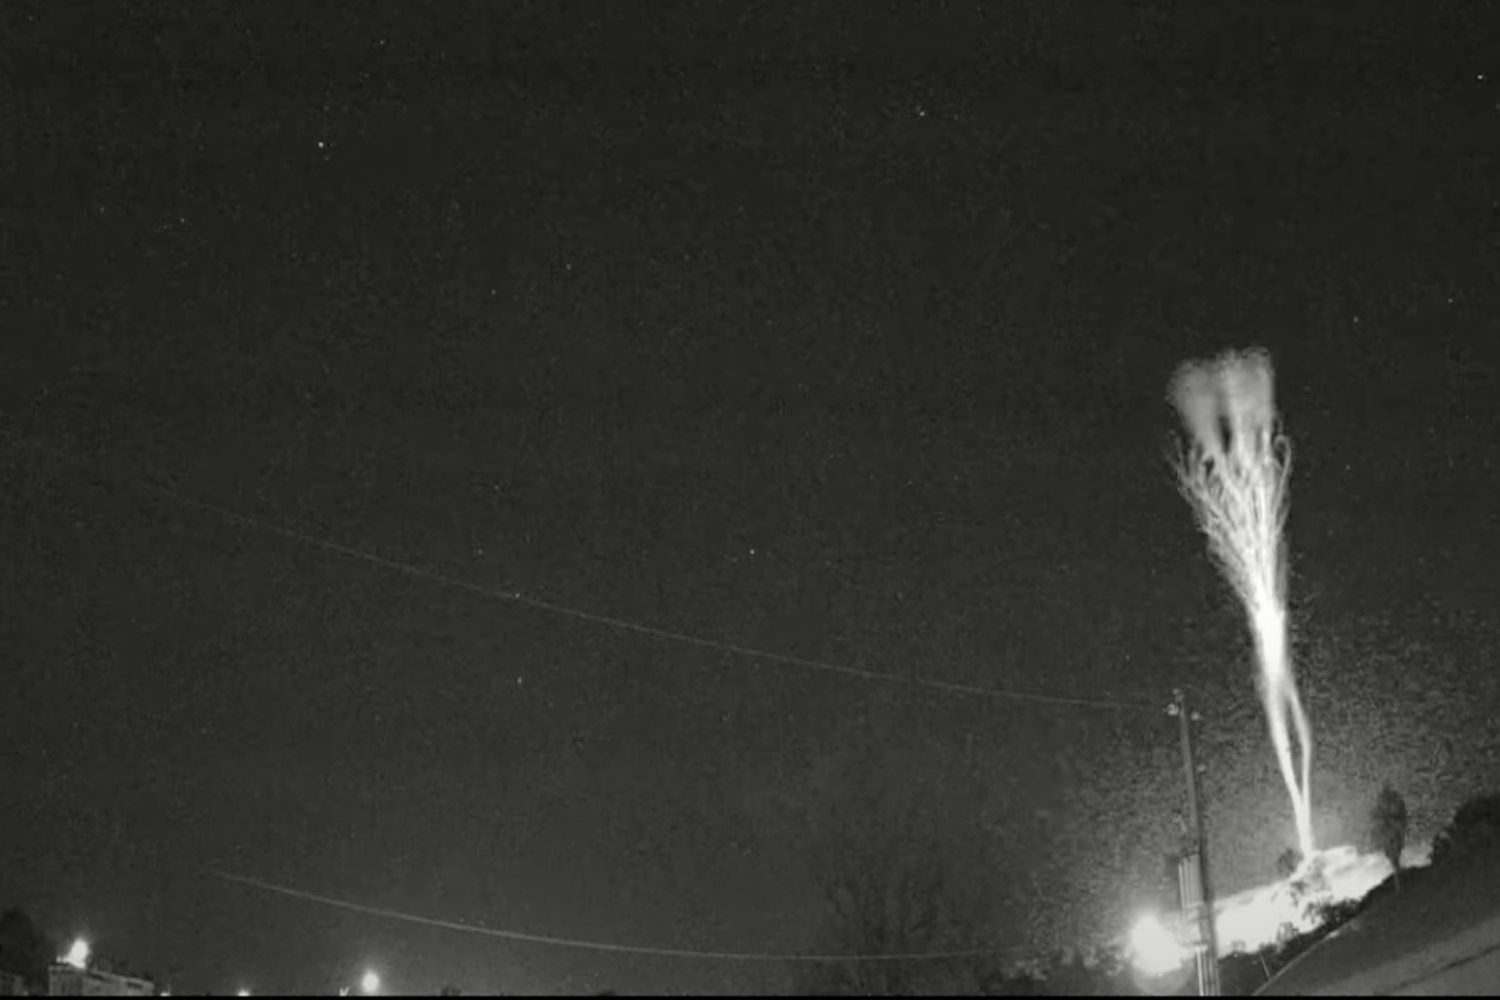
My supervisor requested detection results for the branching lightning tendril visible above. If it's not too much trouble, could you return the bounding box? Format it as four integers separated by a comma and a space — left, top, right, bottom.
1169, 348, 1315, 859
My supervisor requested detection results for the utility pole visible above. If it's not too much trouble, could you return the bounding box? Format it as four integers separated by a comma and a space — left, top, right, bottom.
1170, 688, 1221, 997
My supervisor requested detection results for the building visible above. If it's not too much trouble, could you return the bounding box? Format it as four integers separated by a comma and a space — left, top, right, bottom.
46, 964, 155, 998
0, 970, 29, 997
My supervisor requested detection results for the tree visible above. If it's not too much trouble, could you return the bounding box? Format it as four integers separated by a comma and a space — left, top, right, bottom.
1038, 949, 1120, 996
1368, 786, 1409, 890
0, 908, 56, 990
788, 734, 1009, 996
1431, 792, 1500, 867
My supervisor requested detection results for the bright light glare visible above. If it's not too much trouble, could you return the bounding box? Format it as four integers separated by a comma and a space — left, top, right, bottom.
1129, 913, 1191, 977
63, 938, 90, 970
237, 991, 251, 997
1123, 845, 1397, 961
1213, 845, 1392, 954
1117, 845, 1406, 972
360, 970, 381, 995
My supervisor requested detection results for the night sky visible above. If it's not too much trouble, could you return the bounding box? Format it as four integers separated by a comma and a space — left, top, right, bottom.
4, 1, 1499, 994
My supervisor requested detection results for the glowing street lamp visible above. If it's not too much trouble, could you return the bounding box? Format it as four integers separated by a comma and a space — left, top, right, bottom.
360, 970, 381, 995
62, 938, 91, 971
1129, 913, 1190, 978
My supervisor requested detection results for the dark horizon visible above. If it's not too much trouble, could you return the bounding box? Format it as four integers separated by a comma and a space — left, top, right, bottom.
3, 2, 1498, 994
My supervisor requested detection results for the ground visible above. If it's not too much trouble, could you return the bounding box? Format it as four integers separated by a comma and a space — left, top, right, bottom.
1258, 849, 1500, 995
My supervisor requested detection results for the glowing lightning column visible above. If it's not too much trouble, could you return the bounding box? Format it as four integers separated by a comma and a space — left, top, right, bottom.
1169, 349, 1315, 860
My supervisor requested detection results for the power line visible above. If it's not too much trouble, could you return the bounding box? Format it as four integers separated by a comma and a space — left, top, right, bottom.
208, 870, 1023, 963
4, 430, 1154, 712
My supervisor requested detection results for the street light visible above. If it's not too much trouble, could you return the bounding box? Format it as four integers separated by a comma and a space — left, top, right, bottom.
360, 970, 381, 995
63, 938, 90, 971
1129, 913, 1190, 978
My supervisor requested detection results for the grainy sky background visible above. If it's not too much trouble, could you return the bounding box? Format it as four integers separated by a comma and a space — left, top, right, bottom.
3, 1, 1499, 993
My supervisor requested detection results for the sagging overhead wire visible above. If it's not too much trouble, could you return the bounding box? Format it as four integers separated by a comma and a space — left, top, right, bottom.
209, 869, 1025, 963
3, 429, 1154, 713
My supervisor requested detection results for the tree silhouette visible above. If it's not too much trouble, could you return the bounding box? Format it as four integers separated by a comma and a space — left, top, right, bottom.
1431, 792, 1500, 867
789, 734, 1009, 995
1368, 786, 1408, 890
0, 908, 56, 990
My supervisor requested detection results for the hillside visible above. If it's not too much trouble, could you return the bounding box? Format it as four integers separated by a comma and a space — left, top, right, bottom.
1258, 849, 1500, 995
